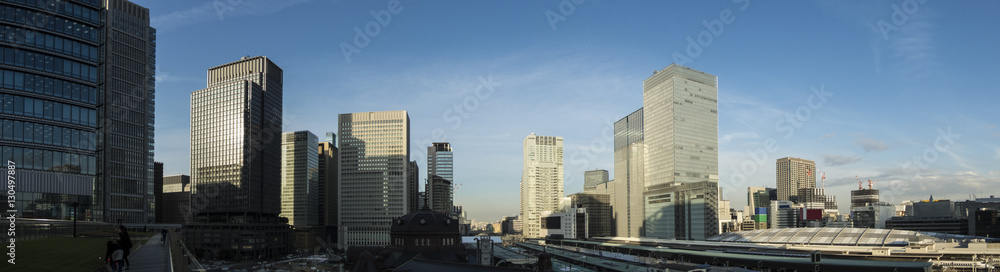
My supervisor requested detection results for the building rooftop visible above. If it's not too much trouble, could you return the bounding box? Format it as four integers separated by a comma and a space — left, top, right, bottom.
708, 227, 998, 246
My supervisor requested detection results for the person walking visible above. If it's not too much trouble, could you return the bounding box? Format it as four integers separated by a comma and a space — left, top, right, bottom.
105, 240, 124, 272
118, 226, 132, 270
161, 228, 168, 245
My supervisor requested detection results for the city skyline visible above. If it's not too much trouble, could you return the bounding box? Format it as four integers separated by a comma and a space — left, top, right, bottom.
142, 1, 1000, 222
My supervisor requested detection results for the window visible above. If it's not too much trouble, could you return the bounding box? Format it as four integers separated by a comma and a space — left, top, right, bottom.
23, 122, 33, 143
12, 121, 21, 141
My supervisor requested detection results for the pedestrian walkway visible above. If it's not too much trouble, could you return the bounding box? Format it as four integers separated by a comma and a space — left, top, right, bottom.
122, 233, 171, 272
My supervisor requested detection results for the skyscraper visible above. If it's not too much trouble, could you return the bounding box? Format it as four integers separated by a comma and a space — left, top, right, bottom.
776, 157, 816, 201
583, 169, 609, 192
337, 110, 411, 248
613, 108, 645, 237
0, 0, 155, 223
318, 133, 338, 229
187, 56, 290, 258
407, 160, 419, 213
100, 0, 157, 224
520, 133, 563, 238
427, 142, 454, 215
642, 64, 719, 240
281, 131, 319, 227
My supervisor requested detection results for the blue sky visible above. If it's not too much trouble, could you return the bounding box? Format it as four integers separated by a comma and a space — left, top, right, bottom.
142, 0, 1000, 223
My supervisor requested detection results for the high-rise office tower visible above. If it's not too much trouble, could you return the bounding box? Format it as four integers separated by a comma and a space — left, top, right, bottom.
318, 133, 338, 228
427, 142, 454, 215
281, 131, 319, 227
187, 56, 290, 258
642, 64, 719, 240
337, 110, 410, 247
748, 187, 777, 214
0, 0, 155, 223
100, 0, 157, 224
520, 133, 563, 238
613, 108, 645, 237
191, 56, 283, 220
776, 157, 816, 201
583, 169, 609, 192
407, 160, 418, 213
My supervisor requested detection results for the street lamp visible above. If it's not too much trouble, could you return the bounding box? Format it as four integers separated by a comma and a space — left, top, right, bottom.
71, 202, 79, 237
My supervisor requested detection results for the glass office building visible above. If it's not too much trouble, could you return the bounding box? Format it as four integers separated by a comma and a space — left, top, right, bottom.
426, 142, 453, 215
0, 0, 154, 223
190, 56, 283, 221
280, 130, 319, 227
641, 64, 719, 240
186, 56, 291, 259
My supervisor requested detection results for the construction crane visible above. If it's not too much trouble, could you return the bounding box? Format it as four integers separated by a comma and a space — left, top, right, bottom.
857, 176, 862, 190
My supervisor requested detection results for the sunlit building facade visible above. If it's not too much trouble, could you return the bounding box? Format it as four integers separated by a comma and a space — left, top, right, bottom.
642, 64, 719, 240
186, 56, 290, 259
281, 130, 319, 227
337, 110, 411, 248
520, 133, 563, 238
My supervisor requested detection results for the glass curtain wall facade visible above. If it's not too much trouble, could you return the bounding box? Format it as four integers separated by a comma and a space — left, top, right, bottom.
337, 110, 410, 248
426, 142, 452, 215
280, 130, 319, 227
641, 64, 719, 240
613, 108, 644, 237
0, 0, 152, 222
190, 56, 283, 222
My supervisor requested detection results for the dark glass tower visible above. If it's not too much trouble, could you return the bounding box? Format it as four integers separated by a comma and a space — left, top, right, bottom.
0, 0, 154, 223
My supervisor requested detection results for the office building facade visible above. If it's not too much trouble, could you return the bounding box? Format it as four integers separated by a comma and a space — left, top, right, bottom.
280, 131, 319, 227
160, 174, 190, 224
748, 187, 777, 214
613, 107, 645, 237
407, 160, 418, 213
337, 110, 411, 247
0, 0, 155, 223
583, 169, 608, 192
318, 134, 338, 228
187, 56, 290, 259
520, 133, 563, 238
568, 193, 612, 238
426, 142, 453, 215
776, 157, 816, 201
644, 180, 719, 240
641, 64, 719, 240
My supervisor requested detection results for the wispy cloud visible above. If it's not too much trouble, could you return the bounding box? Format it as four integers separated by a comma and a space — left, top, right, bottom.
820, 133, 837, 139
854, 137, 888, 153
720, 132, 760, 144
823, 154, 862, 166
888, 8, 937, 79
151, 0, 312, 31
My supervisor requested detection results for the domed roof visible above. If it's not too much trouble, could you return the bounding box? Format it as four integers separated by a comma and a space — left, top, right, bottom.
391, 206, 459, 235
